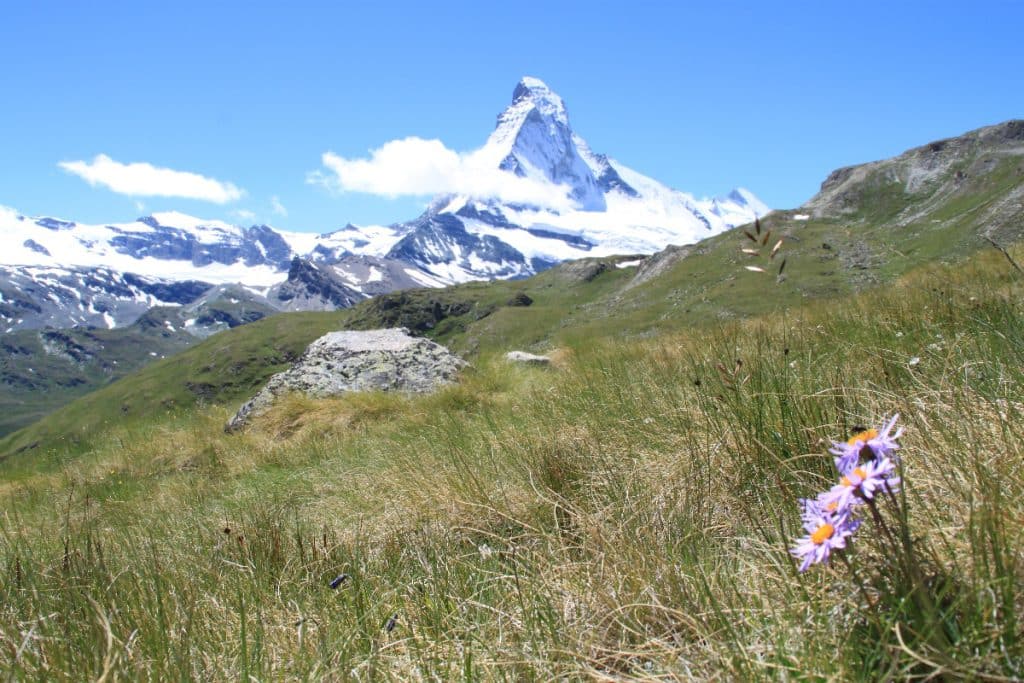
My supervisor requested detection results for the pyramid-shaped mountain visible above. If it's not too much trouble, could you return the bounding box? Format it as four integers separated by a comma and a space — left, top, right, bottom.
380, 76, 767, 281
0, 77, 766, 333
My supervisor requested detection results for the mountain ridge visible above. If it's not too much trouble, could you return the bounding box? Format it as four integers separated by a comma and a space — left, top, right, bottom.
0, 77, 765, 334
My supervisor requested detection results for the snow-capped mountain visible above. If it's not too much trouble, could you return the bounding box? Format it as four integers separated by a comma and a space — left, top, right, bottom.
385, 77, 768, 282
486, 77, 607, 211
0, 77, 767, 333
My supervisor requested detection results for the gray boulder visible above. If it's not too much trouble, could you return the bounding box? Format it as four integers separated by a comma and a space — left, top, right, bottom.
227, 328, 465, 431
505, 351, 551, 366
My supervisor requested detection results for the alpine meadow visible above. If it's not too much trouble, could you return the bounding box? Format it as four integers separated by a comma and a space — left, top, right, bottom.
1, 111, 1023, 680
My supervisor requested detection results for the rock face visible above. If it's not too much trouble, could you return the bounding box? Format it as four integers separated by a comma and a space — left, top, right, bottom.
226, 328, 466, 431
625, 245, 693, 290
268, 257, 366, 311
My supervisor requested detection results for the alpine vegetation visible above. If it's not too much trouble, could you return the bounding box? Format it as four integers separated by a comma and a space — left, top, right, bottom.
791, 414, 976, 674
1, 119, 1024, 679
792, 415, 902, 572
2, 244, 1022, 680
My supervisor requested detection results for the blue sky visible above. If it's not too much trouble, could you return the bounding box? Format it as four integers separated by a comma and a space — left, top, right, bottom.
1, 0, 1021, 232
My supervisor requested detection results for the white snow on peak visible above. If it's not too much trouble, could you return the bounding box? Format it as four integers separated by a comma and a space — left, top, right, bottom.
455, 152, 767, 263
511, 77, 566, 119
479, 77, 605, 211
281, 223, 405, 258
0, 206, 412, 288
149, 211, 236, 232
725, 188, 770, 215
482, 78, 566, 163
0, 77, 770, 302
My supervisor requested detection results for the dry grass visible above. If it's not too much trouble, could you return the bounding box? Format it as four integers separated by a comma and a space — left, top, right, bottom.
1, 249, 1023, 679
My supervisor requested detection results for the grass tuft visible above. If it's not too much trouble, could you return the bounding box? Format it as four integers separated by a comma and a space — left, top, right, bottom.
1, 246, 1023, 678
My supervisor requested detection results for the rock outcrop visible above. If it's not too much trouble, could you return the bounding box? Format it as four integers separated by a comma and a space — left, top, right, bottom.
226, 328, 465, 431
625, 245, 693, 289
803, 119, 1024, 223
268, 257, 366, 311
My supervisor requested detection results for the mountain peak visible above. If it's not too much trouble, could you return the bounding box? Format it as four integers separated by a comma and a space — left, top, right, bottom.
496, 76, 569, 132
725, 188, 769, 214
146, 211, 237, 233
510, 77, 565, 117
485, 77, 605, 211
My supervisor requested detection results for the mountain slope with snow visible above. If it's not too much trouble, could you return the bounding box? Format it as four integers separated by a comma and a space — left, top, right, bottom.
379, 77, 767, 283
0, 77, 766, 333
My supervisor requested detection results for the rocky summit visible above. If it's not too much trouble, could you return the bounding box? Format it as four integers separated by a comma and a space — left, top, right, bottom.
226, 328, 466, 431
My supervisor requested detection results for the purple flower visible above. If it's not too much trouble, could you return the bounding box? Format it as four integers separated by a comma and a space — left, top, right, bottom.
830, 414, 902, 474
820, 456, 901, 512
791, 500, 860, 572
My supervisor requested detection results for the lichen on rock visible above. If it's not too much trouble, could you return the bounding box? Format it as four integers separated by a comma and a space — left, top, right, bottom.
226, 328, 465, 431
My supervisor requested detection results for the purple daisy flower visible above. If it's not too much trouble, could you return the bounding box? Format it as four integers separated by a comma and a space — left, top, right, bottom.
830, 414, 903, 474
820, 456, 901, 512
791, 501, 860, 572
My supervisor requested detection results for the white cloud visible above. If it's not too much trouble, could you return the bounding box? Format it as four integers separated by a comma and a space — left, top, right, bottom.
310, 137, 575, 211
59, 154, 244, 204
271, 195, 288, 217
134, 200, 146, 213
233, 209, 257, 222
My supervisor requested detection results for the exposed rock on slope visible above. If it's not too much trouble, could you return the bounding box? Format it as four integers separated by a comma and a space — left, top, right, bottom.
505, 351, 550, 365
804, 120, 1024, 230
226, 328, 465, 431
268, 258, 366, 311
624, 245, 693, 289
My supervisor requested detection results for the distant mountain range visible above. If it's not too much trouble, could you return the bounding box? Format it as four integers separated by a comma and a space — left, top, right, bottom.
0, 77, 766, 335
3, 114, 1023, 441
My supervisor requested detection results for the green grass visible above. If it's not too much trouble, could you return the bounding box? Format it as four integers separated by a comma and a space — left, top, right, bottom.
1, 133, 1022, 677
1, 246, 1022, 679
0, 259, 635, 461
0, 322, 198, 437
6, 140, 1024, 455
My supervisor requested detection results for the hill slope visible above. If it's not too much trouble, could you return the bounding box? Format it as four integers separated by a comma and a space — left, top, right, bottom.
4, 120, 1023, 459
0, 256, 637, 458
0, 241, 1021, 678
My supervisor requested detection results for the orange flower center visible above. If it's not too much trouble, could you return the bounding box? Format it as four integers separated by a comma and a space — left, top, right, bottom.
847, 429, 878, 446
825, 501, 839, 512
811, 523, 835, 545
841, 467, 868, 487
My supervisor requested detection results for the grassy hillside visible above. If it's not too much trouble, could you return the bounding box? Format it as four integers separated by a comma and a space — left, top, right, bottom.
0, 258, 638, 460
3, 121, 1022, 452
0, 288, 287, 438
0, 319, 196, 436
0, 246, 1021, 678
0, 120, 1022, 678
5, 199, 1023, 461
